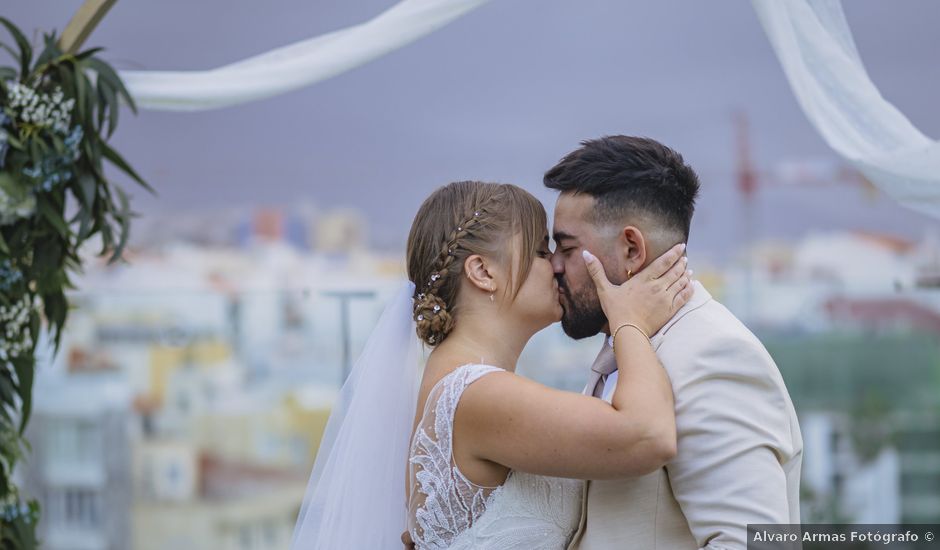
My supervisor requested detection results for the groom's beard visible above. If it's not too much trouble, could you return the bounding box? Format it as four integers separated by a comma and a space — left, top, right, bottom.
557, 276, 607, 340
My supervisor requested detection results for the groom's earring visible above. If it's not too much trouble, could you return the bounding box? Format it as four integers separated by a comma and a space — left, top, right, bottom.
627, 269, 633, 280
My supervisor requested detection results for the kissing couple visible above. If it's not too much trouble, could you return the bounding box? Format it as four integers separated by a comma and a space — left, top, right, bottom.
290, 136, 803, 549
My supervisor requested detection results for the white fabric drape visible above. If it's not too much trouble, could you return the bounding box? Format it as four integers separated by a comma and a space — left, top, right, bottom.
753, 0, 940, 219
120, 0, 940, 219
120, 0, 491, 111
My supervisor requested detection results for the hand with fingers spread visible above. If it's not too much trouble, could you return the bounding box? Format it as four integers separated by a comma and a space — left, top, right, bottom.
582, 242, 694, 338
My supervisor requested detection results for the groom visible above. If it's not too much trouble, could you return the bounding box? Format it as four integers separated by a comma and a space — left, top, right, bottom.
545, 136, 802, 549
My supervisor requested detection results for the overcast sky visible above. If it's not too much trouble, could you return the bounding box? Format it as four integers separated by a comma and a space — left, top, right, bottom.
7, 0, 940, 256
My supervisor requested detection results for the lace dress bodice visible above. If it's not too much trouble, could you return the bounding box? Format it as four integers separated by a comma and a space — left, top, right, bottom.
407, 364, 582, 549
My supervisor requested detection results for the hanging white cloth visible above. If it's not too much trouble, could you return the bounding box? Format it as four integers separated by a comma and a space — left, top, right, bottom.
752, 0, 940, 219
120, 0, 491, 111
120, 0, 940, 220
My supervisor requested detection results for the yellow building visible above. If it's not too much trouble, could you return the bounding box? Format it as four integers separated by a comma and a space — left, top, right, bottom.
132, 441, 306, 550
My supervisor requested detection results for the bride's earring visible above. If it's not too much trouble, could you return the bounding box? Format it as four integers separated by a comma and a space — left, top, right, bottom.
489, 283, 495, 302
627, 269, 633, 280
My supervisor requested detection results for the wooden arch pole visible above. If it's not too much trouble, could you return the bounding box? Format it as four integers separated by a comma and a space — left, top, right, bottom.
58, 0, 119, 54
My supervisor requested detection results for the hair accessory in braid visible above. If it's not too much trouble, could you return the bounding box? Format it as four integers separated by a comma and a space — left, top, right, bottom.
412, 201, 496, 346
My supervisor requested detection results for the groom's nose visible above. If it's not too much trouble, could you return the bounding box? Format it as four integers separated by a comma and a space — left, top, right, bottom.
550, 252, 565, 275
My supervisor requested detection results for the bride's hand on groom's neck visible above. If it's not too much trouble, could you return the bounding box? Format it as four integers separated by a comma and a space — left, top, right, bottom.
582, 243, 692, 336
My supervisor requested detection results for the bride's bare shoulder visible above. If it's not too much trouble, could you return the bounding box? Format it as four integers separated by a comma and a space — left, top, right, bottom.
414, 357, 512, 418
455, 368, 546, 417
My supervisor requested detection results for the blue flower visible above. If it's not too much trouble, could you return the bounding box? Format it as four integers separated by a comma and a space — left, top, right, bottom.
1, 503, 18, 521
64, 125, 83, 149
21, 130, 81, 192
0, 260, 23, 292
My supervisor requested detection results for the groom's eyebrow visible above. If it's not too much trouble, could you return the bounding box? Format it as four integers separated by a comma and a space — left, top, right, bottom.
553, 231, 577, 243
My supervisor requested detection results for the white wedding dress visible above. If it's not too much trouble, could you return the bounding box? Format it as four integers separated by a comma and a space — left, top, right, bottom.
408, 364, 583, 549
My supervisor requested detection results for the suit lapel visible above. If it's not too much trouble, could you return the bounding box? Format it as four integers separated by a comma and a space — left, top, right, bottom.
569, 282, 712, 548
570, 341, 617, 547
651, 281, 712, 351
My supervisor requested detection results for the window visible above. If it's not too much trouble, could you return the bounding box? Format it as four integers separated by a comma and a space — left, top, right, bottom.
239, 524, 253, 550
43, 418, 101, 466
262, 520, 278, 546
47, 488, 101, 529
64, 489, 101, 528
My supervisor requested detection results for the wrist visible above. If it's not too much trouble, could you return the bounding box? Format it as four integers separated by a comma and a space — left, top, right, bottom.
611, 322, 651, 352
609, 318, 651, 337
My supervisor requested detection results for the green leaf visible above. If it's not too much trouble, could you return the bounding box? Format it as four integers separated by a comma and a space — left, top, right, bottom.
99, 223, 113, 255
87, 56, 137, 114
37, 198, 70, 238
101, 140, 155, 194
0, 371, 14, 406
28, 139, 41, 170
0, 401, 13, 425
96, 79, 109, 133
70, 175, 97, 241
11, 355, 34, 435
5, 498, 40, 548
0, 43, 20, 65
0, 17, 32, 76
75, 47, 104, 61
50, 133, 66, 157
76, 206, 94, 240
33, 41, 61, 71
75, 65, 89, 122
100, 78, 120, 138
6, 133, 23, 149
81, 133, 105, 178
108, 186, 133, 263
43, 290, 68, 352
76, 173, 97, 207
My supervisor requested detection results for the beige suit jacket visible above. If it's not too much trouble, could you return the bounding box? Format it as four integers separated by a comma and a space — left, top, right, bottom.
567, 282, 802, 550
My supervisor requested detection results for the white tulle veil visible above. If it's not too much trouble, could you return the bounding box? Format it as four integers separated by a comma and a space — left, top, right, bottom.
290, 282, 421, 549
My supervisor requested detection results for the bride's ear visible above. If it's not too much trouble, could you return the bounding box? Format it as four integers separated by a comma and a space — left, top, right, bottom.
463, 254, 496, 294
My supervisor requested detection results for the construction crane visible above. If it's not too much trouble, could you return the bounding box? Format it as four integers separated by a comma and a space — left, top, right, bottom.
732, 111, 876, 317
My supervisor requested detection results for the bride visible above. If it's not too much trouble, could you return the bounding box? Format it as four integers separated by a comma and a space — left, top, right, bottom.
290, 181, 692, 549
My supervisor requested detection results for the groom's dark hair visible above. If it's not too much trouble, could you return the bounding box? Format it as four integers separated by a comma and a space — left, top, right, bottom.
543, 135, 700, 241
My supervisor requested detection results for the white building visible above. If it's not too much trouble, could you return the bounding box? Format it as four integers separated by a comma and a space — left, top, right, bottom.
22, 368, 134, 550
800, 412, 901, 523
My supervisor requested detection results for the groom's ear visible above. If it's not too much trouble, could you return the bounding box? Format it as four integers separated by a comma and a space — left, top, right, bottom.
619, 226, 648, 275
463, 254, 496, 293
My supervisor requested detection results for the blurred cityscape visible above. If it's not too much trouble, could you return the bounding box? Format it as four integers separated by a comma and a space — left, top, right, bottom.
14, 197, 940, 550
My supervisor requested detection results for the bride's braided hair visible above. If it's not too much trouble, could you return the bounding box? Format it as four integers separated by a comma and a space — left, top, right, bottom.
407, 181, 548, 347
412, 206, 490, 344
